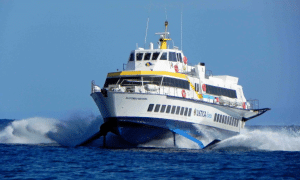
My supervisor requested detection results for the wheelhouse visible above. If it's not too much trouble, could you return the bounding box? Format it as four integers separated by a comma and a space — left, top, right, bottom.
128, 50, 184, 63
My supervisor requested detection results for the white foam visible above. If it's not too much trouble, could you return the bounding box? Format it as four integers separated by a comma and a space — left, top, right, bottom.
0, 113, 103, 146
214, 127, 300, 151
1, 115, 300, 152
0, 117, 58, 144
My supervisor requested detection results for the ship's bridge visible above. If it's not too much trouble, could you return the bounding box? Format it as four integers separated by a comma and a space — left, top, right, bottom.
125, 48, 188, 73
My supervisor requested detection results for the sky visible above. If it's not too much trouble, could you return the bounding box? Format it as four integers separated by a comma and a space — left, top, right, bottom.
0, 0, 299, 125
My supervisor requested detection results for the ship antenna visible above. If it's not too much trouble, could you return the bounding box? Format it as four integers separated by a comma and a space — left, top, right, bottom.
181, 10, 183, 51
144, 17, 150, 48
165, 7, 168, 21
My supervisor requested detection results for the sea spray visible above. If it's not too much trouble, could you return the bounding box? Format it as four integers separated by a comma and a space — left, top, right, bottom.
1, 116, 300, 152
214, 126, 300, 151
0, 117, 58, 144
0, 113, 103, 146
47, 113, 103, 147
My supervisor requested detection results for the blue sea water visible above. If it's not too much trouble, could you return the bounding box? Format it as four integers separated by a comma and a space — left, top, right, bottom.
0, 117, 300, 179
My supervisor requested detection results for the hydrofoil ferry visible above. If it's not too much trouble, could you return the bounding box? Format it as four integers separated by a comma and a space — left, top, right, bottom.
81, 21, 270, 148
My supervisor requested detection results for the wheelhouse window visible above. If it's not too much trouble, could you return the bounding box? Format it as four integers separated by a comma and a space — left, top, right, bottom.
177, 53, 182, 63
169, 52, 177, 62
136, 53, 143, 61
152, 52, 160, 60
129, 53, 134, 61
144, 53, 151, 60
160, 52, 167, 60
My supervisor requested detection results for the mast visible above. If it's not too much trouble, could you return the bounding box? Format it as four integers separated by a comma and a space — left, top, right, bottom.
155, 21, 171, 49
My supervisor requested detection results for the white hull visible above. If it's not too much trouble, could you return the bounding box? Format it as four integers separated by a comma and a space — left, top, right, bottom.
91, 91, 259, 148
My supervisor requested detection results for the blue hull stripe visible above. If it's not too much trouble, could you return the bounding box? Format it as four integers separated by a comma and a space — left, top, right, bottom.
171, 129, 205, 148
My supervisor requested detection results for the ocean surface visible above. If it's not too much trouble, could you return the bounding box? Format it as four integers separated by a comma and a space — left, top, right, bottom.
0, 116, 300, 179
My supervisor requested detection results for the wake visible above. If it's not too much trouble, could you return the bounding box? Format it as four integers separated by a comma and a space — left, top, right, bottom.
1, 116, 300, 151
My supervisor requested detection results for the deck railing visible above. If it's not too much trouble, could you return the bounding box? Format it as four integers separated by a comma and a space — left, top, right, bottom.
91, 80, 257, 110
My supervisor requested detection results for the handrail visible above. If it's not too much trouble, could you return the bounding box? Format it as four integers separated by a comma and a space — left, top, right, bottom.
247, 99, 259, 110
91, 80, 95, 94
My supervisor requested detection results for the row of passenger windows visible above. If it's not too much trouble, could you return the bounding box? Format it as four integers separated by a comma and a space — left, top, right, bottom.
104, 76, 190, 90
147, 104, 192, 117
129, 52, 183, 62
214, 113, 239, 127
206, 85, 237, 98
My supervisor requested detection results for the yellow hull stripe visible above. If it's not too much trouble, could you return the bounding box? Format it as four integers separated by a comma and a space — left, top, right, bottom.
107, 71, 187, 79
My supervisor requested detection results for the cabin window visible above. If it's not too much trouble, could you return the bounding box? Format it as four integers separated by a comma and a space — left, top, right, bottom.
152, 52, 160, 60
180, 107, 185, 115
169, 52, 177, 62
160, 52, 167, 60
162, 77, 190, 90
120, 77, 142, 86
147, 104, 154, 112
214, 113, 217, 121
171, 106, 176, 114
129, 53, 134, 61
136, 53, 143, 61
144, 53, 151, 61
154, 104, 160, 112
176, 106, 181, 114
206, 84, 237, 98
160, 105, 166, 113
188, 108, 192, 116
166, 105, 171, 113
104, 78, 119, 87
143, 76, 162, 86
195, 83, 200, 92
184, 107, 188, 116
